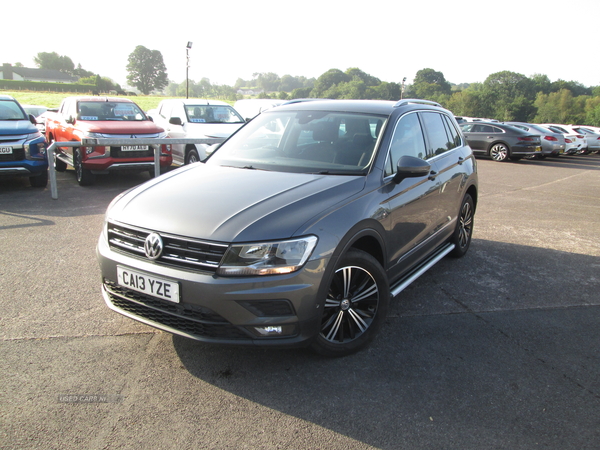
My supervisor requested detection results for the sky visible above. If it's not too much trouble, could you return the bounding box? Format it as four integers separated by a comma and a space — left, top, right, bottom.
4, 0, 599, 90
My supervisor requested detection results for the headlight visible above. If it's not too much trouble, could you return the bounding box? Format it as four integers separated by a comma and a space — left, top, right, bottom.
217, 236, 318, 276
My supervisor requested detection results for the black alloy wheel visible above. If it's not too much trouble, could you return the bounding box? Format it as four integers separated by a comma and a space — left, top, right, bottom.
312, 249, 389, 357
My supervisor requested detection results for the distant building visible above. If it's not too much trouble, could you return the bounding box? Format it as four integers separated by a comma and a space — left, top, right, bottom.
1, 63, 78, 83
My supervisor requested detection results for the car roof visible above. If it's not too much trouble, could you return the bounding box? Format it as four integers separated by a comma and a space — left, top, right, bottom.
0, 95, 17, 101
161, 99, 230, 106
269, 99, 447, 116
72, 96, 135, 103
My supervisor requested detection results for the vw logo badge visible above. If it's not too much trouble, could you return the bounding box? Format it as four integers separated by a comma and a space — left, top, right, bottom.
144, 233, 163, 260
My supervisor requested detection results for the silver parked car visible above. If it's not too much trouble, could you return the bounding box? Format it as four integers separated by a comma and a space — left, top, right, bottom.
505, 122, 566, 157
97, 99, 478, 356
148, 99, 245, 165
571, 126, 600, 153
541, 124, 585, 154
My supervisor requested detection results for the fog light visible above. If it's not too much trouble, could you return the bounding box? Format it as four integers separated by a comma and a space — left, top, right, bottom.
249, 324, 297, 337
257, 326, 282, 335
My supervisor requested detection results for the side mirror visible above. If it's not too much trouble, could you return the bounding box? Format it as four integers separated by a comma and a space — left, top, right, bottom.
393, 155, 431, 184
28, 114, 37, 125
66, 115, 76, 125
169, 117, 183, 126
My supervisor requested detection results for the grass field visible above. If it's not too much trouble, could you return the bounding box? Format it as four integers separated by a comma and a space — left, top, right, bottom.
0, 90, 234, 111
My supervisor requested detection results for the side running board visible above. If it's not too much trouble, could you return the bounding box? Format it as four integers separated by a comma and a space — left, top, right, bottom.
390, 243, 455, 297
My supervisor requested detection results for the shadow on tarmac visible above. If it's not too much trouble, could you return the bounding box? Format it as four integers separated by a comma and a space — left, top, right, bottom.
172, 239, 600, 449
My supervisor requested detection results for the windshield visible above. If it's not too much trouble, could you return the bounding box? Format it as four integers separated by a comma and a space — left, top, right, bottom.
77, 101, 147, 121
207, 110, 386, 175
0, 100, 27, 120
185, 105, 244, 124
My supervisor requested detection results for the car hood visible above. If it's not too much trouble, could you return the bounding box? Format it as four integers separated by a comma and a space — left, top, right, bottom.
75, 120, 164, 135
108, 164, 365, 242
182, 122, 244, 138
0, 119, 38, 136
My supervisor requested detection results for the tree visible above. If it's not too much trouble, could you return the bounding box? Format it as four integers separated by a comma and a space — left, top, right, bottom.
126, 46, 168, 95
253, 72, 281, 92
34, 52, 75, 74
412, 68, 452, 100
311, 69, 351, 97
482, 71, 537, 121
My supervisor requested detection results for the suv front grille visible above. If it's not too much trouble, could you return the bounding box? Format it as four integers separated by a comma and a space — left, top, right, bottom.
110, 147, 154, 159
107, 222, 228, 272
0, 148, 25, 161
104, 279, 249, 340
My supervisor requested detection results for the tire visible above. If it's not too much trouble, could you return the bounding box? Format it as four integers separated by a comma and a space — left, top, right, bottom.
311, 249, 389, 357
74, 148, 95, 186
185, 148, 200, 164
29, 169, 48, 188
449, 193, 474, 258
489, 143, 509, 162
54, 157, 67, 172
49, 138, 67, 171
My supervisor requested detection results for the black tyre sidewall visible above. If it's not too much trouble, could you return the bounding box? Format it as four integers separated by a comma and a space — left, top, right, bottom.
450, 193, 474, 258
186, 148, 200, 165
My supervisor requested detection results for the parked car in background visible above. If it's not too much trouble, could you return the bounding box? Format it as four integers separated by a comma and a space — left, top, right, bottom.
22, 105, 51, 134
97, 99, 478, 356
0, 95, 48, 187
571, 126, 600, 153
454, 116, 499, 123
460, 122, 541, 161
505, 122, 566, 157
45, 97, 171, 186
148, 99, 245, 165
233, 99, 287, 121
541, 124, 586, 154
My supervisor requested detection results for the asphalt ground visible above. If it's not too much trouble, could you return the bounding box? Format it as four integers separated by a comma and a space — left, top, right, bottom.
1, 154, 599, 449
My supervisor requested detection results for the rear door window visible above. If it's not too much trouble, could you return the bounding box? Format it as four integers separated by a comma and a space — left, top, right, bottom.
420, 112, 458, 157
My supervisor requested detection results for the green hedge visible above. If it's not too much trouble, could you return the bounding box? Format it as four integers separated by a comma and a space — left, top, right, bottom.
0, 79, 96, 93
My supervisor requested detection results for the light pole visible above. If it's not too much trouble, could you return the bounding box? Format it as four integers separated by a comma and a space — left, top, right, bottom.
401, 77, 407, 99
186, 41, 193, 99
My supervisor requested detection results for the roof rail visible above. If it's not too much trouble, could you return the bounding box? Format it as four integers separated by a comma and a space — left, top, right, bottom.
282, 98, 330, 105
394, 99, 442, 108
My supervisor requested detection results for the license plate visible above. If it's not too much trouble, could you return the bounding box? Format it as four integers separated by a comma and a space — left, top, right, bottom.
0, 146, 13, 154
122, 145, 149, 151
117, 266, 180, 303
535, 146, 542, 152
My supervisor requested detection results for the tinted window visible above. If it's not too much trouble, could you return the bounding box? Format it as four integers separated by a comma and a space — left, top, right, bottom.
385, 112, 426, 176
442, 115, 462, 149
420, 112, 453, 156
471, 124, 495, 133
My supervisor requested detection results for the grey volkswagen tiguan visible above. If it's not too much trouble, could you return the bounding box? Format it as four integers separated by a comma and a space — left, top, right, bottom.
97, 99, 478, 356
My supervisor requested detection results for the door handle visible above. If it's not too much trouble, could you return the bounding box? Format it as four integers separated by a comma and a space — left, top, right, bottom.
428, 170, 437, 181
458, 157, 464, 165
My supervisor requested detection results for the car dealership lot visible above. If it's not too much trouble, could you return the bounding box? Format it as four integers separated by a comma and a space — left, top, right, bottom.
1, 155, 599, 449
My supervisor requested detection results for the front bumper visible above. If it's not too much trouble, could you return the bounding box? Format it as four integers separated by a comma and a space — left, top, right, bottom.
97, 233, 327, 347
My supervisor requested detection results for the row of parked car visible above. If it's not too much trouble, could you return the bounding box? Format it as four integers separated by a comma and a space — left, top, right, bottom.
2, 95, 599, 189
456, 116, 600, 162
